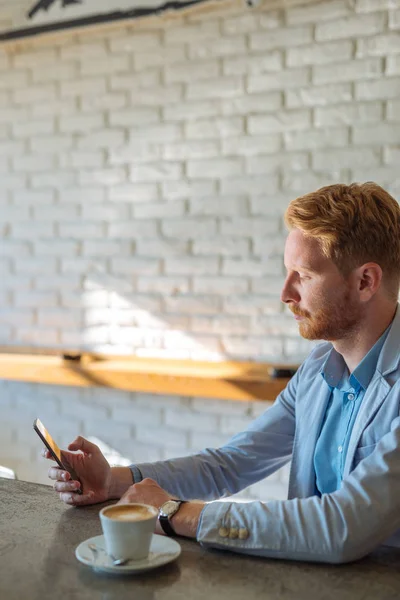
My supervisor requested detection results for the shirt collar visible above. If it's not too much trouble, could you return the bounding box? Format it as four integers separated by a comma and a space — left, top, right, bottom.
322, 322, 393, 391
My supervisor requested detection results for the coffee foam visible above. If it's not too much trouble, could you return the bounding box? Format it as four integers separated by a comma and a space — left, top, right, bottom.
104, 504, 156, 522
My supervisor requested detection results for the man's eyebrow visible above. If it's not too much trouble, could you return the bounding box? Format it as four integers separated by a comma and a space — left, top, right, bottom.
284, 265, 317, 273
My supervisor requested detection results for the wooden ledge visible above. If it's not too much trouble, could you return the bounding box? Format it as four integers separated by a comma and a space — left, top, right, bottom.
0, 348, 298, 402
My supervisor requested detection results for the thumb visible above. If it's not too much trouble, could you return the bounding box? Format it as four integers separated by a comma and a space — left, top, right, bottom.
68, 436, 98, 454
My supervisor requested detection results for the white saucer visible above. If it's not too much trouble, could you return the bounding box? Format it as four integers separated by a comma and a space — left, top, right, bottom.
75, 534, 181, 574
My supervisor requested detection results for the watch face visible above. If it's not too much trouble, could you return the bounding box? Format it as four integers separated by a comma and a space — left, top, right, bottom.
161, 500, 180, 517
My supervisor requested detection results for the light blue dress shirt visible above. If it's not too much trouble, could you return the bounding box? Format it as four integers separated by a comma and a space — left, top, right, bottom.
314, 325, 391, 494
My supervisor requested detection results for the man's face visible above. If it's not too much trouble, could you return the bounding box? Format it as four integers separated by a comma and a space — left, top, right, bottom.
281, 229, 362, 341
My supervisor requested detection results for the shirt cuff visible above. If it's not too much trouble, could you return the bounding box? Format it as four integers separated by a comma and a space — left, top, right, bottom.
129, 465, 143, 483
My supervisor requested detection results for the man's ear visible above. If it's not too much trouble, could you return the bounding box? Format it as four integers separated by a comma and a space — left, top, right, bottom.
357, 263, 383, 300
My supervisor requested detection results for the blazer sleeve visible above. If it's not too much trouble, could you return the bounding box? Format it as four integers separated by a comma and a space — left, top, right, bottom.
196, 414, 400, 564
130, 361, 302, 501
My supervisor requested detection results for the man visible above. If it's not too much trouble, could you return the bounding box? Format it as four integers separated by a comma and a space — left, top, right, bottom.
45, 182, 400, 564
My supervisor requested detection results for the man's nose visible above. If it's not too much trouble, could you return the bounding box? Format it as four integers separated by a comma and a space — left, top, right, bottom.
280, 277, 300, 304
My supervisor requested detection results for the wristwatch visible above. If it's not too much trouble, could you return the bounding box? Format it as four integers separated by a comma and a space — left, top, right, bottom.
158, 500, 185, 536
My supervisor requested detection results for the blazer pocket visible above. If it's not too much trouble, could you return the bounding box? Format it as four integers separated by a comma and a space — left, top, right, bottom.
354, 443, 377, 464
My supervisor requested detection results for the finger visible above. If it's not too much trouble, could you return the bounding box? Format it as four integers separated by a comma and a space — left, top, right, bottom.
42, 449, 56, 461
53, 480, 81, 493
60, 490, 94, 506
67, 436, 98, 454
48, 466, 70, 482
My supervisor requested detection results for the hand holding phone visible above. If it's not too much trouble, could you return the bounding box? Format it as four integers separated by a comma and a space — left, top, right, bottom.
33, 418, 83, 494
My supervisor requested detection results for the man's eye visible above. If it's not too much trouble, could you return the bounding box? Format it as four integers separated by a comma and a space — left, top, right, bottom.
299, 274, 310, 281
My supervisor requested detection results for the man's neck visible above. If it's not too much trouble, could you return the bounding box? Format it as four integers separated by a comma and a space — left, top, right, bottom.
332, 304, 397, 374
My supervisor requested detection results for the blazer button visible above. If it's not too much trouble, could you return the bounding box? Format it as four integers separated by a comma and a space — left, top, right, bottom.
239, 528, 249, 540
218, 527, 229, 538
229, 527, 239, 539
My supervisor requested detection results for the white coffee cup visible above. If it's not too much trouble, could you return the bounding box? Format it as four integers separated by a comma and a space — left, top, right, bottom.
99, 503, 158, 561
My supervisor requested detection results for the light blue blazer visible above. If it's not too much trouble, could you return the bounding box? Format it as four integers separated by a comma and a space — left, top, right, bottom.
134, 305, 400, 563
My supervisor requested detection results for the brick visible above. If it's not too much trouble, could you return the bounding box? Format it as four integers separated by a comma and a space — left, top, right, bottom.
0, 107, 28, 125
221, 135, 281, 157
221, 92, 282, 116
130, 162, 182, 182
164, 255, 219, 275
186, 77, 244, 100
248, 68, 309, 93
189, 197, 248, 217
130, 123, 182, 142
162, 218, 217, 239
37, 309, 82, 328
33, 240, 79, 256
59, 222, 104, 238
282, 171, 343, 193
315, 13, 386, 41
59, 114, 104, 133
164, 21, 219, 44
189, 36, 246, 60
137, 277, 189, 295
60, 150, 105, 169
0, 71, 29, 90
351, 166, 400, 183
13, 154, 55, 173
110, 108, 160, 127
312, 58, 382, 85
110, 32, 161, 53
82, 240, 131, 257
136, 426, 189, 450
110, 142, 161, 166
131, 85, 183, 106
13, 119, 54, 138
314, 102, 383, 126
248, 110, 311, 133
287, 0, 353, 24
133, 200, 186, 219
12, 190, 54, 205
0, 309, 34, 327
185, 117, 243, 139
164, 60, 219, 83
193, 276, 249, 294
355, 0, 400, 13
59, 187, 106, 203
357, 33, 400, 57
164, 294, 220, 313
60, 42, 108, 61
222, 258, 282, 277
162, 180, 216, 200
77, 130, 126, 150
108, 183, 159, 203
34, 274, 81, 291
165, 408, 219, 433
250, 194, 294, 216
387, 55, 400, 75
0, 140, 25, 156
111, 70, 160, 91
79, 168, 125, 186
250, 25, 313, 51
14, 291, 57, 308
111, 258, 160, 275
384, 145, 400, 164
356, 78, 400, 100
187, 158, 243, 179
32, 63, 77, 83
163, 101, 220, 122
134, 47, 185, 71
80, 93, 127, 112
107, 221, 158, 238
284, 127, 349, 150
222, 11, 281, 35
246, 153, 309, 175
13, 84, 56, 105
60, 77, 107, 98
81, 203, 130, 221
312, 147, 381, 170
221, 336, 283, 361
223, 296, 282, 316
389, 9, 400, 29
220, 414, 257, 436
163, 140, 220, 161
80, 55, 129, 76
32, 99, 77, 119
29, 136, 74, 153
384, 99, 400, 120
11, 222, 55, 239
220, 175, 279, 196
0, 242, 31, 258
287, 41, 353, 67
136, 238, 188, 256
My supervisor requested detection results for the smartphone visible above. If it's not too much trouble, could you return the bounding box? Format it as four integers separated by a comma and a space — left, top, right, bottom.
33, 418, 82, 494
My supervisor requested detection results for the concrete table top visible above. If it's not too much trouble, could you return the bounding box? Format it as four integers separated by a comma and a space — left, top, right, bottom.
1, 478, 400, 600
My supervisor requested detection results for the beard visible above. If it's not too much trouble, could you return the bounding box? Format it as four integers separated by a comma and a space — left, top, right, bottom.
289, 287, 361, 341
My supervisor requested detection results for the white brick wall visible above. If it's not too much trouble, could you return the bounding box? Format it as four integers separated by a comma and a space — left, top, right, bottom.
0, 0, 399, 502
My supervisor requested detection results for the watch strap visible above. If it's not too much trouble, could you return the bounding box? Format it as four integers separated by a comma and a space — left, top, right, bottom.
158, 500, 185, 536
